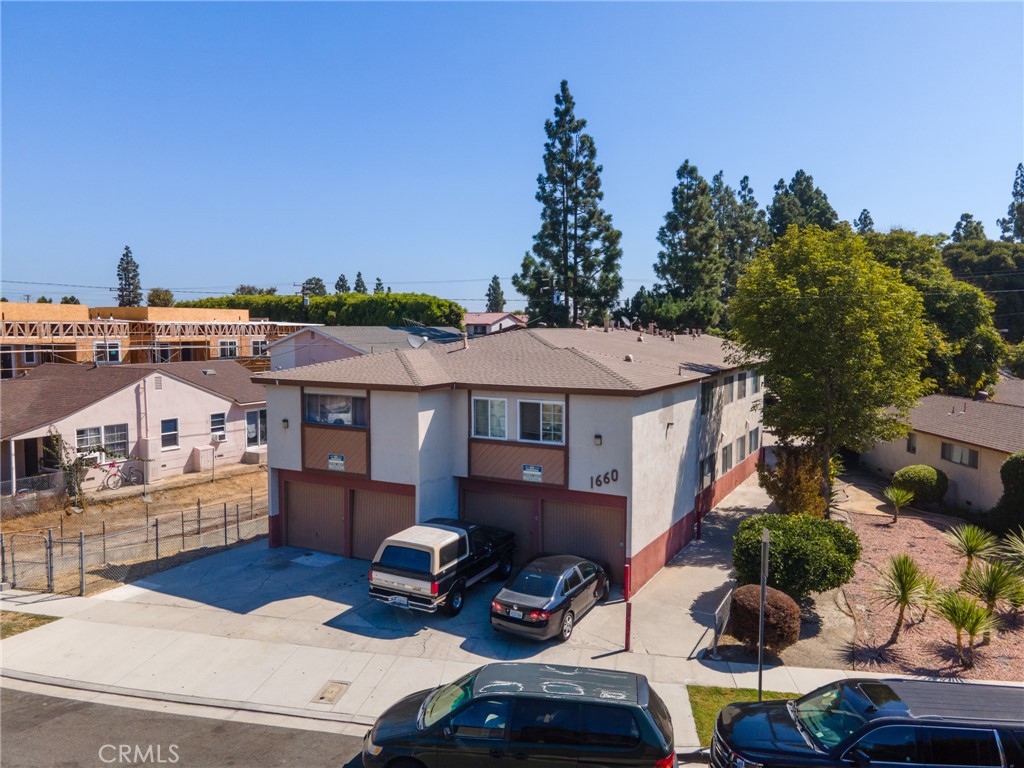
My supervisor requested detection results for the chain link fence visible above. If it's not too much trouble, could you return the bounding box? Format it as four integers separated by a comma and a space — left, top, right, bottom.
2, 495, 269, 596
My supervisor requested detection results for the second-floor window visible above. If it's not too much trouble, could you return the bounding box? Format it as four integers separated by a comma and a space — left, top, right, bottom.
751, 369, 761, 394
472, 398, 507, 440
251, 339, 268, 357
304, 393, 368, 427
519, 401, 564, 444
737, 372, 746, 399
700, 380, 715, 415
94, 341, 121, 364
941, 441, 978, 468
749, 426, 760, 453
699, 454, 716, 490
721, 443, 734, 473
724, 375, 735, 404
219, 340, 238, 358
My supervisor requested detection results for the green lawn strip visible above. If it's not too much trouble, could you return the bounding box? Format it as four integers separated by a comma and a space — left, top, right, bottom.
688, 685, 799, 747
0, 610, 60, 639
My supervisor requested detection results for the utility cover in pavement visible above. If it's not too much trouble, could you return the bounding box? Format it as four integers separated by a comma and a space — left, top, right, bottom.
314, 681, 349, 704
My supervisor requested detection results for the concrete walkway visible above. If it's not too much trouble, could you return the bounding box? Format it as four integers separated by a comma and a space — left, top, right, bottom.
2, 475, 1019, 754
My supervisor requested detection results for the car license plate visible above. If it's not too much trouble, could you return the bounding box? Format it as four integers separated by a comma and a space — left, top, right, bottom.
509, 609, 523, 619
390, 596, 409, 608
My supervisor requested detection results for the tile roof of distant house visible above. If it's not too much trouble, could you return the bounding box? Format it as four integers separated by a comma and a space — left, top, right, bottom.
255, 327, 736, 395
269, 325, 462, 355
909, 395, 1024, 455
993, 371, 1024, 408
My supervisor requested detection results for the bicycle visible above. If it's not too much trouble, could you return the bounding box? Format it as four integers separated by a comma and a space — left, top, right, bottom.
102, 461, 144, 490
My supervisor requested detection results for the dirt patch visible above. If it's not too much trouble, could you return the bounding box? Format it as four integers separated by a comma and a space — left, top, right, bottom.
2, 465, 268, 538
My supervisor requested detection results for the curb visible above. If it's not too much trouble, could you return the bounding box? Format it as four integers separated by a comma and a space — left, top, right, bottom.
0, 668, 376, 728
677, 747, 710, 764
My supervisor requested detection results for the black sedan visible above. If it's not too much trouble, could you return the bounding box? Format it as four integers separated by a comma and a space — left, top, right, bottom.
490, 555, 609, 642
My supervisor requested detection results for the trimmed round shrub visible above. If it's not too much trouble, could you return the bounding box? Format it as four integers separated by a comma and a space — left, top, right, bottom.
732, 513, 862, 601
727, 584, 801, 651
892, 464, 948, 504
990, 451, 1024, 533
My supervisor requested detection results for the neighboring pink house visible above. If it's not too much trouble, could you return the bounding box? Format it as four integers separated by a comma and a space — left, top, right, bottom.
268, 325, 461, 371
0, 361, 267, 494
463, 312, 527, 337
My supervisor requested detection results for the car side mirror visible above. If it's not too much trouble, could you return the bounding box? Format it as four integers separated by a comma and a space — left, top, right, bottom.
442, 726, 453, 741
851, 749, 871, 767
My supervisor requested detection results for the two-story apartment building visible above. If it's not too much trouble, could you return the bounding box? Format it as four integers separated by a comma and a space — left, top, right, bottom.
256, 327, 763, 596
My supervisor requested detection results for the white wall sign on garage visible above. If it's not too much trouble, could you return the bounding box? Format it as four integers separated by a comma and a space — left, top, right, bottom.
327, 453, 345, 472
522, 464, 542, 483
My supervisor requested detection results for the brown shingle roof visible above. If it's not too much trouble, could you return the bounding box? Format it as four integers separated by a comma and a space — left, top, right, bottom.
124, 361, 266, 405
993, 372, 1024, 408
910, 395, 1024, 454
0, 365, 150, 439
255, 327, 736, 395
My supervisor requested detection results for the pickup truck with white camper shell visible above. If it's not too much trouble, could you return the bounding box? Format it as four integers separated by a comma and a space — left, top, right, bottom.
368, 518, 515, 616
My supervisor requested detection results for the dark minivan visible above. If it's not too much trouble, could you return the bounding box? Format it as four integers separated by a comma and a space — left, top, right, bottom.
362, 662, 677, 768
713, 678, 1024, 768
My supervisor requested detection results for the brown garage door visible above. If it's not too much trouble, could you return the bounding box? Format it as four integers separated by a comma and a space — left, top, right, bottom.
285, 481, 346, 555
351, 490, 415, 560
462, 490, 537, 566
542, 501, 625, 584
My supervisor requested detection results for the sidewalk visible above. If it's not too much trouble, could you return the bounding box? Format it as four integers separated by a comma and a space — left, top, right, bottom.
2, 474, 1020, 754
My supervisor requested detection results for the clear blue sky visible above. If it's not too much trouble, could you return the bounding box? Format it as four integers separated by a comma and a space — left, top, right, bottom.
3, 2, 1022, 310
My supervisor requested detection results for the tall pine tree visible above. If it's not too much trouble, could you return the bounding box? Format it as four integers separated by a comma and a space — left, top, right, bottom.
713, 173, 769, 312
653, 160, 725, 330
767, 170, 839, 239
335, 274, 350, 293
512, 80, 622, 326
116, 245, 142, 307
855, 209, 875, 234
997, 163, 1024, 243
354, 272, 367, 294
951, 213, 986, 243
485, 276, 506, 312
374, 277, 385, 294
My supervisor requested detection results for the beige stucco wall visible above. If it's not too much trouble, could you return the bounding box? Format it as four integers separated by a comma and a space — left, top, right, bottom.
417, 389, 459, 520
862, 431, 1007, 511
370, 391, 419, 485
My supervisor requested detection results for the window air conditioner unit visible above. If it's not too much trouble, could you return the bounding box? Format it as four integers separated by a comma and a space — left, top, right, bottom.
212, 433, 227, 443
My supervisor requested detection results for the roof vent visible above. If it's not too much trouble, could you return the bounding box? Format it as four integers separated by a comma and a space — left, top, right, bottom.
974, 390, 990, 402
202, 369, 217, 375
624, 354, 634, 363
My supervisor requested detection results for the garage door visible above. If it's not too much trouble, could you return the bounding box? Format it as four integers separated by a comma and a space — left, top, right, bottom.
462, 490, 537, 566
285, 481, 346, 555
542, 501, 625, 584
351, 490, 415, 560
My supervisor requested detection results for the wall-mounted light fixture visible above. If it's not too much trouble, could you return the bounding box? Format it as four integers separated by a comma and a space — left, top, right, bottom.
594, 434, 603, 446
282, 419, 289, 429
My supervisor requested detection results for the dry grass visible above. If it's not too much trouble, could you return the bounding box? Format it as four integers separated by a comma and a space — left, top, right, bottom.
0, 610, 59, 639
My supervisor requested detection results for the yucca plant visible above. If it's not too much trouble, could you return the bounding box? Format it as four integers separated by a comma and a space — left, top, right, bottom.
882, 485, 914, 523
962, 560, 1022, 643
875, 554, 927, 643
936, 591, 999, 667
943, 524, 999, 575
1000, 527, 1024, 571
919, 573, 941, 621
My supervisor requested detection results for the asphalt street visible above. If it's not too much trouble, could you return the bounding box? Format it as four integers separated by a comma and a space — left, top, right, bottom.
0, 690, 366, 768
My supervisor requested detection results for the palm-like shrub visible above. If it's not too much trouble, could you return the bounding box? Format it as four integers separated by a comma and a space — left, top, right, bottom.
935, 591, 998, 667
920, 574, 941, 621
1000, 527, 1024, 571
882, 486, 914, 523
962, 560, 1023, 642
943, 524, 999, 574
874, 555, 927, 643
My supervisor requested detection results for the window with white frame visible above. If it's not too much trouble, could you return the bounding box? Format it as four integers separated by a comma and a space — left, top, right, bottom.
724, 375, 735, 404
737, 372, 746, 399
211, 413, 226, 436
219, 340, 238, 358
251, 338, 268, 357
721, 443, 734, 473
472, 398, 507, 439
76, 424, 128, 458
749, 426, 760, 452
906, 432, 917, 454
246, 409, 267, 448
161, 418, 179, 449
736, 434, 747, 461
93, 341, 121, 364
518, 400, 564, 443
941, 441, 978, 468
303, 393, 367, 427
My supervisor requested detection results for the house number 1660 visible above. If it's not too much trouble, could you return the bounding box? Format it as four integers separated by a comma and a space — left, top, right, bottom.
590, 469, 619, 488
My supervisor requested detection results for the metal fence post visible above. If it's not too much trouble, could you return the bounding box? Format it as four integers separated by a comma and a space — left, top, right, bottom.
223, 502, 228, 547
46, 528, 54, 593
146, 504, 150, 543
235, 504, 240, 543
155, 518, 160, 565
250, 487, 253, 516
181, 509, 186, 550
1, 533, 7, 586
197, 500, 202, 546
102, 521, 107, 562
79, 530, 86, 596
60, 518, 65, 557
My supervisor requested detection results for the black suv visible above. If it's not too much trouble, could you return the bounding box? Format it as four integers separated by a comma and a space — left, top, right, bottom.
712, 678, 1024, 768
362, 662, 677, 768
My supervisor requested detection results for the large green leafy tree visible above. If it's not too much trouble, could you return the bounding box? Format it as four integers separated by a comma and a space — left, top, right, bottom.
951, 213, 986, 243
767, 170, 839, 239
944, 239, 1024, 342
485, 275, 506, 312
146, 287, 175, 307
513, 80, 623, 326
998, 163, 1024, 243
729, 225, 930, 505
653, 160, 724, 329
234, 284, 277, 295
301, 277, 327, 296
867, 230, 1005, 395
116, 245, 142, 307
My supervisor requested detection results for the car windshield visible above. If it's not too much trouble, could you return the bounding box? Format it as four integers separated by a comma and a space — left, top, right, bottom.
793, 683, 870, 750
422, 671, 476, 729
507, 569, 560, 598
